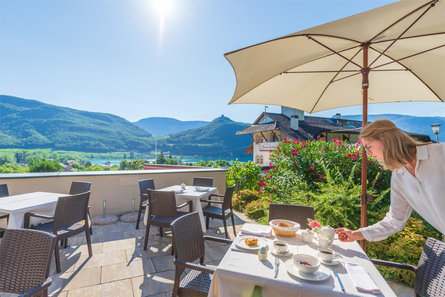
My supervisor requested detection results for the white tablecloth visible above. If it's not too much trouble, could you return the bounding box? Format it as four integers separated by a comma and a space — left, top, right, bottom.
209, 223, 396, 297
0, 192, 66, 228
144, 185, 217, 232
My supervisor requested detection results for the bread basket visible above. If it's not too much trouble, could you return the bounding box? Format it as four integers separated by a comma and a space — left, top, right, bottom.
269, 219, 300, 237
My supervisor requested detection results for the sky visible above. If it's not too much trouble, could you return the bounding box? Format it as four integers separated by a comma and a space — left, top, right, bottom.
0, 0, 444, 124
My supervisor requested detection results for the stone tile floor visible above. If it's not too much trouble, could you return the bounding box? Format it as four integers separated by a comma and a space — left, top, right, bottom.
46, 211, 413, 297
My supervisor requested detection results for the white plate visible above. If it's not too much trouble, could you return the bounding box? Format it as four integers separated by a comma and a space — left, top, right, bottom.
320, 258, 342, 266
235, 236, 267, 251
285, 259, 331, 281
271, 248, 293, 257
194, 186, 208, 192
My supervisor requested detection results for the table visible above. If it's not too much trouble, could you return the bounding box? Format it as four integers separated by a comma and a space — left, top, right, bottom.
0, 192, 67, 229
209, 223, 397, 297
144, 185, 217, 232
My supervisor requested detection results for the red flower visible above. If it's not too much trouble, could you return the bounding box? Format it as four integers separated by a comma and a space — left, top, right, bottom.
292, 152, 297, 155
308, 220, 321, 228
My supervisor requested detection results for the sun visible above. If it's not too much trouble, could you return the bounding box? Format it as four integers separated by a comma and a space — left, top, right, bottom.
153, 0, 174, 18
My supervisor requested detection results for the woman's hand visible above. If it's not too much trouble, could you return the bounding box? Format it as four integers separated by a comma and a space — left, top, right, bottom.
335, 228, 365, 242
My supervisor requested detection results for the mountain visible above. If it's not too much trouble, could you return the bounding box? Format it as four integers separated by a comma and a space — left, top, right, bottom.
341, 114, 445, 141
134, 117, 209, 135
157, 115, 251, 158
0, 95, 153, 152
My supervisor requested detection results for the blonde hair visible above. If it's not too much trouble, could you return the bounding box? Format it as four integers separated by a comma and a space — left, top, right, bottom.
360, 120, 423, 170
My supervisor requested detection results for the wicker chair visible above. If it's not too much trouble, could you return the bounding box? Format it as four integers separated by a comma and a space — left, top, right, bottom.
24, 192, 92, 273
136, 178, 155, 230
67, 181, 93, 243
372, 237, 445, 297
0, 229, 57, 297
200, 186, 236, 239
0, 184, 10, 238
171, 212, 232, 297
268, 203, 315, 229
69, 181, 91, 195
143, 190, 192, 252
193, 177, 214, 187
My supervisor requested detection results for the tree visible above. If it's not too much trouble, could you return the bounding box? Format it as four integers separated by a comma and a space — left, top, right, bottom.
15, 151, 30, 164
156, 150, 168, 164
28, 158, 62, 172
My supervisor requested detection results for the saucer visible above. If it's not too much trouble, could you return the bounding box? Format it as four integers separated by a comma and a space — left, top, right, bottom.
285, 259, 330, 281
320, 258, 341, 266
271, 248, 292, 257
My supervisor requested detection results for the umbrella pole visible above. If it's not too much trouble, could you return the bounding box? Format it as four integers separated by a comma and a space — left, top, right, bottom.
360, 43, 370, 252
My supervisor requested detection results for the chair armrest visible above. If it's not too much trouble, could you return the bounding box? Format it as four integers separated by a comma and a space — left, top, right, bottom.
177, 200, 193, 212
200, 199, 223, 204
0, 213, 9, 219
174, 259, 216, 274
209, 193, 224, 199
371, 259, 416, 272
140, 193, 148, 201
204, 235, 233, 244
19, 276, 52, 297
24, 212, 54, 228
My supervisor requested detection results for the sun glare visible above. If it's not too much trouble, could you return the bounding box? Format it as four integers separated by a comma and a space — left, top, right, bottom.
153, 0, 174, 17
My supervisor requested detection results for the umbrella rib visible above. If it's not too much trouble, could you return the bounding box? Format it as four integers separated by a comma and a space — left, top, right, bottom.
369, 45, 444, 102
372, 32, 445, 44
309, 48, 363, 113
372, 44, 445, 70
284, 70, 360, 74
307, 35, 362, 69
369, 1, 438, 68
369, 0, 437, 43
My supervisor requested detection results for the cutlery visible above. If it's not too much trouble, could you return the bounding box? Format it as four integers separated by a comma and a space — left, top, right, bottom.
334, 271, 345, 293
274, 257, 280, 278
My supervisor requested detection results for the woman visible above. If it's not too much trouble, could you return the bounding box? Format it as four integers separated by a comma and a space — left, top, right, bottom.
336, 119, 445, 242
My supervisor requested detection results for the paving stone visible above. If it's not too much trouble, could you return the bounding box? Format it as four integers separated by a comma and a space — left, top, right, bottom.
151, 255, 175, 273
101, 258, 156, 283
75, 249, 127, 270
67, 278, 134, 297
103, 237, 139, 252
125, 243, 172, 262
130, 270, 175, 297
63, 267, 101, 291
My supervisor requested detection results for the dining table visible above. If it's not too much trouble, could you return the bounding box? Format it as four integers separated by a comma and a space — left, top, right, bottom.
208, 223, 397, 297
144, 185, 218, 232
0, 192, 67, 229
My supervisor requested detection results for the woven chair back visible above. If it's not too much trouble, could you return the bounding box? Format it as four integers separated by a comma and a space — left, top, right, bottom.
269, 204, 315, 228
69, 181, 91, 195
0, 229, 57, 294
148, 190, 177, 218
139, 179, 155, 194
414, 237, 445, 297
171, 212, 205, 262
0, 184, 9, 197
54, 192, 90, 230
222, 186, 235, 211
193, 177, 213, 187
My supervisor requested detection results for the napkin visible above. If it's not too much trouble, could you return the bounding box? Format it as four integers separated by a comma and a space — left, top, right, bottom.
345, 263, 381, 294
240, 225, 272, 237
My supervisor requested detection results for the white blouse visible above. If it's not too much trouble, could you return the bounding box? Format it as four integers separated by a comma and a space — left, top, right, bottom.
360, 143, 445, 242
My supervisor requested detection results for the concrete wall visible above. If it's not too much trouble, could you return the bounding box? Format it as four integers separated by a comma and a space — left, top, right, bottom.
0, 168, 227, 217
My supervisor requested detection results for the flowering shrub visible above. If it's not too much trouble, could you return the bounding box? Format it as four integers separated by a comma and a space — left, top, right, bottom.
259, 138, 391, 205
244, 198, 269, 219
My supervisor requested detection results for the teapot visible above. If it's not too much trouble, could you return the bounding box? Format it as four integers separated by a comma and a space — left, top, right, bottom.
318, 225, 335, 242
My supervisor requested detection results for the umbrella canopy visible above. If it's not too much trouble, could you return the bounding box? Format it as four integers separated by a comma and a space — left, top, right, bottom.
226, 0, 444, 112
225, 0, 444, 250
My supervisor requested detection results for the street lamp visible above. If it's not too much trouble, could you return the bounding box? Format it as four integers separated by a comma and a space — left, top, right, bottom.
431, 123, 440, 143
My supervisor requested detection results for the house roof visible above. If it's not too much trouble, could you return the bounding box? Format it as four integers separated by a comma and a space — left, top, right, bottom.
237, 112, 363, 141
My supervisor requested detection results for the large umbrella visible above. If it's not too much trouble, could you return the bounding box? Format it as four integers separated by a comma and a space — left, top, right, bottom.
225, 0, 445, 250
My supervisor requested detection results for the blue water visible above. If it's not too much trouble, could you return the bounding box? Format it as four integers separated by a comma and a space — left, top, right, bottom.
90, 156, 252, 165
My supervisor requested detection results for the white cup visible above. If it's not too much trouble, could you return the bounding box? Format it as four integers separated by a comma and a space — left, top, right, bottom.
318, 248, 340, 262
318, 236, 332, 249
273, 240, 288, 253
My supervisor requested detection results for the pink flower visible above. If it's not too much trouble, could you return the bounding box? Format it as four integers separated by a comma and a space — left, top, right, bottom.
294, 162, 298, 166
292, 152, 297, 155
332, 138, 338, 142
308, 220, 321, 228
